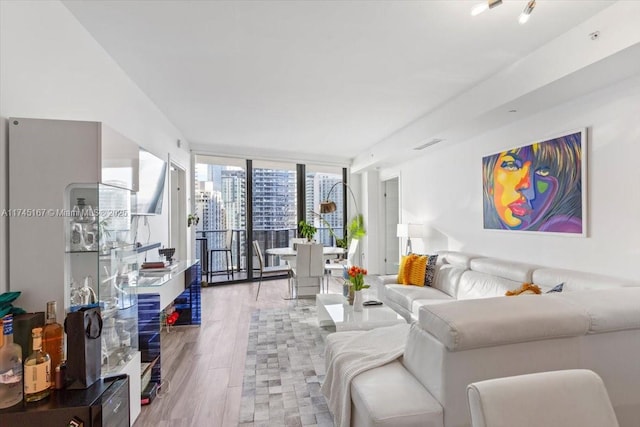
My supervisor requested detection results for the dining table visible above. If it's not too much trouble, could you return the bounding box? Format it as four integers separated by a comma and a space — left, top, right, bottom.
265, 245, 346, 262
266, 245, 346, 297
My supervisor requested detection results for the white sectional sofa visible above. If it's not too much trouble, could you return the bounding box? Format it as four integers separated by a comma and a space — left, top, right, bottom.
327, 251, 640, 427
376, 250, 637, 321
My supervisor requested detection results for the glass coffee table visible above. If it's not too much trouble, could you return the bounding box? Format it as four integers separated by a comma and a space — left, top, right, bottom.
316, 293, 406, 331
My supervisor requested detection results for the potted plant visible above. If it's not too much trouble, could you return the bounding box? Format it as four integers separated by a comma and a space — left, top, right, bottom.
310, 211, 366, 249
298, 220, 317, 241
187, 213, 200, 228
336, 213, 366, 249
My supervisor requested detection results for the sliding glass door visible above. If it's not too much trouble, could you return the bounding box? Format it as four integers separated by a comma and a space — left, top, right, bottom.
194, 155, 347, 284
194, 156, 247, 283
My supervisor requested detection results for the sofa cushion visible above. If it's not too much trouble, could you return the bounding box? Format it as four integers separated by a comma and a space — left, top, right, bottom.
546, 282, 564, 293
436, 250, 480, 268
424, 254, 439, 287
431, 264, 467, 297
505, 283, 542, 296
400, 254, 428, 286
470, 257, 537, 283
412, 298, 455, 318
386, 284, 452, 313
418, 294, 589, 351
397, 254, 413, 284
351, 360, 443, 427
532, 268, 638, 292
456, 271, 523, 300
556, 288, 640, 333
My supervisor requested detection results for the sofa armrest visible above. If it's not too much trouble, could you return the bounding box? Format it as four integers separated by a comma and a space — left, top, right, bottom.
418, 294, 589, 351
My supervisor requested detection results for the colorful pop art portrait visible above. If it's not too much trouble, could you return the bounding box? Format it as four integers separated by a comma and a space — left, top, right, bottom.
482, 130, 586, 235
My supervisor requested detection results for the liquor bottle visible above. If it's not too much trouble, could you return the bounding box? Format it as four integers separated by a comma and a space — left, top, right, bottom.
24, 327, 51, 402
42, 301, 63, 388
0, 315, 23, 409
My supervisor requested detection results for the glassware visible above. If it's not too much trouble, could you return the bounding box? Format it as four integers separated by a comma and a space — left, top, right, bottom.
24, 327, 51, 402
42, 301, 63, 388
0, 315, 23, 409
70, 197, 98, 251
79, 276, 97, 306
69, 277, 82, 307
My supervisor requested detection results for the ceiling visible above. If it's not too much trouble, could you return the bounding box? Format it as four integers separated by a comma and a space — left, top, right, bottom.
62, 0, 618, 167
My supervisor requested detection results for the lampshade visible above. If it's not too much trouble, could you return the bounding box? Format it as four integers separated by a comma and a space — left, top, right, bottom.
396, 224, 424, 238
319, 200, 337, 214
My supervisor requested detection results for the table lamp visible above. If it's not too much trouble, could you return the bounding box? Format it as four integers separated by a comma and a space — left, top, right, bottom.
397, 223, 424, 255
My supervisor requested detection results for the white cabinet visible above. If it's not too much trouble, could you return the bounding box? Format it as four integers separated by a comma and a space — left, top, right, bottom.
9, 117, 139, 322
9, 117, 142, 424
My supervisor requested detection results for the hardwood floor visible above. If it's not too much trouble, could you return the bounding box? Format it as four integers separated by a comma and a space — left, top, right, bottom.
133, 275, 344, 427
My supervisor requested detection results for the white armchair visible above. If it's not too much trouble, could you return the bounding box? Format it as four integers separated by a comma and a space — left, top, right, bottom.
467, 369, 619, 427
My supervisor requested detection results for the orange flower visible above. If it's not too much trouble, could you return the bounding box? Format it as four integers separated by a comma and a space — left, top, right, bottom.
346, 265, 369, 291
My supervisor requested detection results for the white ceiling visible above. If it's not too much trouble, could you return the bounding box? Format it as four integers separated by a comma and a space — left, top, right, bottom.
62, 0, 619, 166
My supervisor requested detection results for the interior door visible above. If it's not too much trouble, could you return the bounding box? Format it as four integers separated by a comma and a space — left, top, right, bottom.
169, 162, 187, 261
383, 177, 399, 274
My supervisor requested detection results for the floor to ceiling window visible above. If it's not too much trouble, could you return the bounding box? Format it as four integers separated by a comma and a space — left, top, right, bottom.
194, 155, 247, 283
251, 160, 298, 268
305, 165, 344, 247
194, 155, 346, 284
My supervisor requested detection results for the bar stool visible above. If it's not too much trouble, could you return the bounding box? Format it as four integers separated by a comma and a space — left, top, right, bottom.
210, 229, 234, 280
196, 237, 209, 281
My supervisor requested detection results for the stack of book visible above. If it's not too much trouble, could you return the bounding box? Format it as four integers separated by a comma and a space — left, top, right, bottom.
140, 261, 179, 273
141, 261, 170, 270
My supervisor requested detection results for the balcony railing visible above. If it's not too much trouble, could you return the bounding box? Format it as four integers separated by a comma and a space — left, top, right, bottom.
195, 227, 341, 283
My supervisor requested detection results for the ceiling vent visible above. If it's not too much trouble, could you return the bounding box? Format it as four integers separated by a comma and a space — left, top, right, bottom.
414, 138, 443, 151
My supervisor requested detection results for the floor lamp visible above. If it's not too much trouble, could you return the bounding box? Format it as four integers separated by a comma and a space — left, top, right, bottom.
316, 181, 365, 248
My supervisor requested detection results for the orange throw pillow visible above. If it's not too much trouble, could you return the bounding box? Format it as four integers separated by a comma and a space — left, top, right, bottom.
505, 283, 542, 296
397, 254, 428, 286
397, 255, 411, 284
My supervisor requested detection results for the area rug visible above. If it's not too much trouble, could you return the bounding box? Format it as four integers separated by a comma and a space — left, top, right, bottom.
239, 302, 334, 427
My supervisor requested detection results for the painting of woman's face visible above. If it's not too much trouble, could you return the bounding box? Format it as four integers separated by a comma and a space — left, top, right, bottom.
491, 145, 558, 229
483, 130, 584, 235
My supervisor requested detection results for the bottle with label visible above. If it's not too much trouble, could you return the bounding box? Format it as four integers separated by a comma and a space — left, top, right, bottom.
24, 327, 51, 402
42, 301, 63, 388
0, 315, 23, 409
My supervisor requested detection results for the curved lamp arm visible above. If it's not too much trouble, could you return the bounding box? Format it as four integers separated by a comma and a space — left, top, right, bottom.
320, 181, 359, 215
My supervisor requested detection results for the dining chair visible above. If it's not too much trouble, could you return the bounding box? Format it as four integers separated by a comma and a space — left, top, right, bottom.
290, 238, 307, 249
324, 238, 359, 293
288, 238, 308, 271
253, 240, 292, 300
210, 229, 233, 280
292, 243, 324, 298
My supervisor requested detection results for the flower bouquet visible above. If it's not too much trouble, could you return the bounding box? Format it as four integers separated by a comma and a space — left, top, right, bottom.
345, 266, 369, 309
347, 266, 369, 291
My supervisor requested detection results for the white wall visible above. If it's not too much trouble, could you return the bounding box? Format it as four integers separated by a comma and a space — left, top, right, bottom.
379, 73, 640, 281
0, 1, 191, 293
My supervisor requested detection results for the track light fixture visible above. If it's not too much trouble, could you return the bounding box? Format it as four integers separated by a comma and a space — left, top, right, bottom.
471, 0, 503, 16
519, 0, 536, 24
471, 0, 537, 24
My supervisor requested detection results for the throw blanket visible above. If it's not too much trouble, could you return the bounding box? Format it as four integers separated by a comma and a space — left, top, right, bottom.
321, 323, 410, 427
